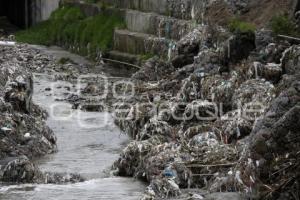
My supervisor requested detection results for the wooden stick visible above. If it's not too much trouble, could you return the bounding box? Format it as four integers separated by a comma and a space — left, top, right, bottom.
185, 162, 237, 168
102, 58, 142, 69
277, 34, 300, 43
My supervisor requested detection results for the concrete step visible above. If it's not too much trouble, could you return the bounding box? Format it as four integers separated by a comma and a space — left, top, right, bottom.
125, 9, 195, 40
113, 29, 176, 58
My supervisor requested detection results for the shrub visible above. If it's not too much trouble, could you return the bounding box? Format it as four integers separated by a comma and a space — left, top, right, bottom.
16, 6, 125, 59
270, 14, 299, 36
228, 18, 256, 34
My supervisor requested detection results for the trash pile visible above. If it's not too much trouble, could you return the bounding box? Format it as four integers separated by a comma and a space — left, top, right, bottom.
0, 43, 84, 184
112, 23, 300, 199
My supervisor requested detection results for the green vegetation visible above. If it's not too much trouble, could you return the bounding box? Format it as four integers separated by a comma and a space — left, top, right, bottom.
270, 14, 299, 37
57, 57, 73, 64
84, 0, 100, 3
139, 53, 155, 61
228, 18, 256, 34
16, 6, 125, 58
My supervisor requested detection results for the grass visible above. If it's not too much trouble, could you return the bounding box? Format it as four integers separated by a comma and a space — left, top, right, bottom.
16, 6, 125, 58
84, 0, 100, 3
139, 53, 155, 61
57, 57, 73, 64
270, 14, 299, 37
228, 18, 256, 34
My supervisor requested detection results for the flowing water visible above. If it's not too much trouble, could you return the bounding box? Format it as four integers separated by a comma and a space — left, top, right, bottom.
0, 47, 145, 200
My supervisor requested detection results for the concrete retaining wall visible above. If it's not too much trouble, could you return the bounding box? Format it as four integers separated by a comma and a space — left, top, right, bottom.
126, 10, 194, 40
40, 0, 60, 21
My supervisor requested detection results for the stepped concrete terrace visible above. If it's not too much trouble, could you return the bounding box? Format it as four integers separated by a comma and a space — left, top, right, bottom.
108, 0, 201, 67
125, 9, 194, 40
112, 0, 204, 20
69, 0, 202, 66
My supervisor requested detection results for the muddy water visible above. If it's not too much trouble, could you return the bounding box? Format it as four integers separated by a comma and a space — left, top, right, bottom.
0, 47, 145, 200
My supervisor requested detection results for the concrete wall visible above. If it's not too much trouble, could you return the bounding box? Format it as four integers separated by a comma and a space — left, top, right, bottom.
31, 0, 60, 25
40, 0, 60, 21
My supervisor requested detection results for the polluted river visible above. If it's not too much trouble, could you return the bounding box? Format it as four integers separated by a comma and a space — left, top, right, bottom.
0, 46, 145, 200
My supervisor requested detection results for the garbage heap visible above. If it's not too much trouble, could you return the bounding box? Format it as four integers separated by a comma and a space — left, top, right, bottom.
112, 25, 300, 199
0, 43, 83, 184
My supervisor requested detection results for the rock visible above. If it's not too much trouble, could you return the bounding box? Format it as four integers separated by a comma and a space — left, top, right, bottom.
281, 45, 300, 75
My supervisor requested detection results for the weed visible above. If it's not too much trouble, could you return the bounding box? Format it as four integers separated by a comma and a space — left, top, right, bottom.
16, 6, 125, 59
228, 18, 256, 34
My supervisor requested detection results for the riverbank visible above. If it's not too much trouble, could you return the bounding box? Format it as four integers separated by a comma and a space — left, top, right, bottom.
107, 27, 299, 199
1, 0, 300, 199
0, 42, 145, 199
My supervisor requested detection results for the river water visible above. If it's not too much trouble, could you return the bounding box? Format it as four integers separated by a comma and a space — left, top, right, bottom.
0, 47, 145, 200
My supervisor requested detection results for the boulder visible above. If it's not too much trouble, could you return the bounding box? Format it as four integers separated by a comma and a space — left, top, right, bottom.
281, 45, 300, 75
